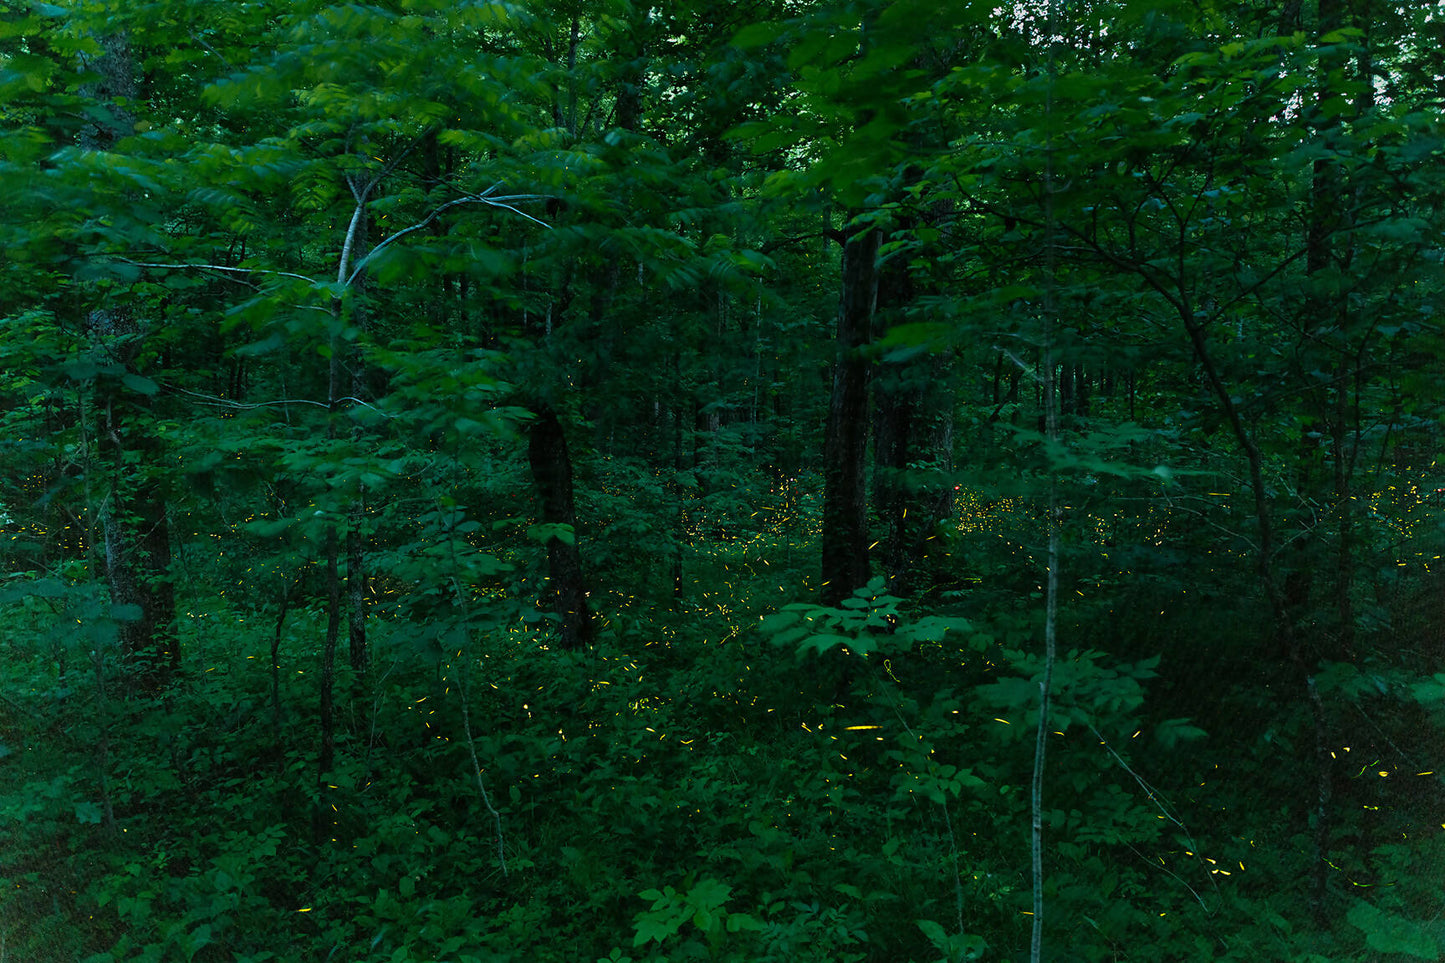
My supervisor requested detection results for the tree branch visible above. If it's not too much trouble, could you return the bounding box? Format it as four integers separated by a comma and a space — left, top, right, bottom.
345, 186, 552, 288
115, 258, 319, 286
163, 384, 391, 417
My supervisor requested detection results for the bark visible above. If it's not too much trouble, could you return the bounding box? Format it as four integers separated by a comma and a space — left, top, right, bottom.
347, 358, 369, 677
820, 226, 880, 606
871, 229, 917, 592
672, 359, 686, 599
1295, 0, 1368, 922
89, 307, 177, 689
528, 405, 595, 648
99, 475, 176, 684
78, 25, 174, 686
872, 370, 914, 591
315, 525, 341, 842
77, 30, 136, 149
347, 505, 368, 675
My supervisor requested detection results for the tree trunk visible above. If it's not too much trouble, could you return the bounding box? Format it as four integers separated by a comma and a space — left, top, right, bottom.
78, 24, 175, 687
347, 504, 367, 675
347, 359, 369, 677
528, 405, 595, 648
872, 370, 914, 591
89, 308, 177, 690
315, 524, 341, 842
820, 226, 880, 606
99, 473, 176, 685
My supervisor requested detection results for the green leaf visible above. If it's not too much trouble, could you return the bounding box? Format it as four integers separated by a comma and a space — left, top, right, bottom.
1153, 718, 1207, 749
527, 523, 575, 545
800, 633, 859, 655
121, 373, 159, 395
1410, 674, 1445, 705
731, 22, 785, 48
917, 919, 947, 945
725, 913, 764, 933
0, 577, 69, 604
74, 800, 103, 824
632, 918, 674, 947
687, 878, 730, 908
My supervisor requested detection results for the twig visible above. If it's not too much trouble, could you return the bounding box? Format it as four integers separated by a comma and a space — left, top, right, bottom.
457, 644, 507, 877
1088, 722, 1221, 912
1159, 491, 1257, 551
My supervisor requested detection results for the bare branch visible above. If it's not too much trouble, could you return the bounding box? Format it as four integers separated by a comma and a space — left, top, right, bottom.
345, 189, 552, 287
164, 384, 391, 417
115, 258, 319, 286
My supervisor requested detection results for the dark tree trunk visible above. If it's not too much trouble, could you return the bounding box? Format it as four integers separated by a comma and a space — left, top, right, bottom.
528, 405, 595, 648
100, 471, 176, 686
77, 25, 175, 687
871, 236, 919, 593
873, 372, 914, 591
314, 525, 341, 842
90, 308, 177, 690
319, 525, 340, 779
672, 360, 686, 599
347, 506, 367, 675
77, 30, 135, 150
820, 227, 880, 606
1072, 362, 1090, 416
347, 361, 369, 677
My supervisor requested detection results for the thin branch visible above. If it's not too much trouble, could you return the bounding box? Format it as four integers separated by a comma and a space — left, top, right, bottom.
345, 188, 552, 287
163, 384, 391, 417
1123, 842, 1217, 919
115, 258, 319, 286
445, 554, 507, 876
188, 32, 232, 69
1087, 722, 1223, 926
1159, 491, 1258, 551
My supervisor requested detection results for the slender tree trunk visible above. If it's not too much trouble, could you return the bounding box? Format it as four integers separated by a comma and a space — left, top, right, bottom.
528, 405, 594, 648
672, 358, 686, 599
820, 226, 880, 606
1177, 302, 1335, 927
315, 524, 341, 842
347, 318, 369, 678
272, 569, 304, 743
347, 503, 367, 675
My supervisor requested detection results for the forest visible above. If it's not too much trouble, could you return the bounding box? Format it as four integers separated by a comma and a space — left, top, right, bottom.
1, 0, 1444, 960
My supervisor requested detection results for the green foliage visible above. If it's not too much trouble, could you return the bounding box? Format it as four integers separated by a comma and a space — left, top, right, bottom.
631, 878, 764, 952
760, 576, 969, 658
916, 918, 987, 963
3, 1, 1445, 962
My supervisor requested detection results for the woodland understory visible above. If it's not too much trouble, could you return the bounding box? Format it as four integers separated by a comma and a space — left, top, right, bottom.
2, 1, 1445, 961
